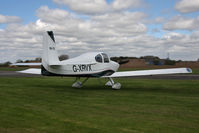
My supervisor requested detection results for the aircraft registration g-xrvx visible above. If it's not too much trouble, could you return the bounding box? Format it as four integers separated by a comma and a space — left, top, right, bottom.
12, 31, 192, 89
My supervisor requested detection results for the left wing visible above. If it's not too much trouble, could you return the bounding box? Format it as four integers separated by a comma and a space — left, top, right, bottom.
11, 63, 41, 75
103, 68, 192, 78
11, 63, 41, 66
17, 68, 41, 74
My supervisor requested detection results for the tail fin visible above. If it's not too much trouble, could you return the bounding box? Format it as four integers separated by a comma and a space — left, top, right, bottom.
42, 31, 60, 65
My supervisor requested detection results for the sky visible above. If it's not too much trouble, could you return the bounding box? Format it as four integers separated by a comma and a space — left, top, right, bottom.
0, 0, 199, 63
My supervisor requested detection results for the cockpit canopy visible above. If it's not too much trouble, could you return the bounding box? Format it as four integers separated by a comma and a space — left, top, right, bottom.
95, 53, 109, 63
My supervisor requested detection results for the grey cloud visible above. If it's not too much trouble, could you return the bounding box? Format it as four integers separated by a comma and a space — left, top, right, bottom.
163, 16, 199, 31
52, 0, 144, 15
1, 6, 199, 63
0, 14, 21, 24
111, 0, 143, 11
154, 17, 165, 24
52, 0, 109, 15
175, 0, 199, 13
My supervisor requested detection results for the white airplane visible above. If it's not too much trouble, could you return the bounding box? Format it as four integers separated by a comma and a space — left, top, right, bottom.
12, 31, 192, 89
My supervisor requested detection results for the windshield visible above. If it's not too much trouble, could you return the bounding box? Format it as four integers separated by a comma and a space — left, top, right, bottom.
95, 54, 102, 63
102, 53, 109, 63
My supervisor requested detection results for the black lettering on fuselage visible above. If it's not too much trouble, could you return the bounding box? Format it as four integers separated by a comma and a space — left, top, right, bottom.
73, 65, 78, 72
72, 64, 93, 72
49, 47, 55, 50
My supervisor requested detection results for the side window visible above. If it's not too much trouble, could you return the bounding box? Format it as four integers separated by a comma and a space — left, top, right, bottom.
95, 54, 102, 63
102, 53, 109, 63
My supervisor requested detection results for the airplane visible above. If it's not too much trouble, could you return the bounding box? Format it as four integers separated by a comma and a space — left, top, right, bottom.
12, 31, 192, 89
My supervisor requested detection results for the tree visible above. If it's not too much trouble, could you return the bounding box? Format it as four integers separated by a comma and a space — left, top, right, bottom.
0, 61, 11, 67
164, 59, 176, 65
153, 60, 160, 65
16, 59, 23, 63
35, 57, 42, 62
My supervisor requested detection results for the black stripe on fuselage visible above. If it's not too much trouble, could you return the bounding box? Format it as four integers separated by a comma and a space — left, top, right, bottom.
41, 65, 114, 77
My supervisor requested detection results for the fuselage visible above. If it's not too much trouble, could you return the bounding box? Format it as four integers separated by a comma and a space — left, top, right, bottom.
42, 52, 120, 77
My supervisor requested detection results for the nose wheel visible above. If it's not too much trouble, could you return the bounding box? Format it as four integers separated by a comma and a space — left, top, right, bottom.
105, 77, 121, 90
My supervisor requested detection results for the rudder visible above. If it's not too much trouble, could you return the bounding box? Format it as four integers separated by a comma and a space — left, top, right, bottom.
42, 31, 60, 65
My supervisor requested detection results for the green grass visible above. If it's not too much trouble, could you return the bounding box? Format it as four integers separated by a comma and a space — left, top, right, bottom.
0, 77, 199, 133
0, 67, 29, 71
192, 68, 199, 74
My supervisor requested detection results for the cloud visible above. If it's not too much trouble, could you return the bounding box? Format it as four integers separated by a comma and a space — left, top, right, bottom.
163, 15, 199, 31
0, 14, 21, 24
111, 0, 143, 11
52, 0, 144, 15
161, 31, 199, 59
52, 0, 109, 14
175, 0, 199, 13
91, 12, 147, 35
154, 17, 165, 24
1, 6, 199, 63
36, 6, 72, 25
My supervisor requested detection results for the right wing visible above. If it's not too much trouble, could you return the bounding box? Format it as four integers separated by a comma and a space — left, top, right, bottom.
103, 68, 192, 78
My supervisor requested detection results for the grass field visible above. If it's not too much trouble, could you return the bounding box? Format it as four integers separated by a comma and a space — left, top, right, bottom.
0, 77, 199, 133
0, 67, 29, 71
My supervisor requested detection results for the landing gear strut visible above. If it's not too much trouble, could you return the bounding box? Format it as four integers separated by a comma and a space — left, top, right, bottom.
105, 77, 121, 90
72, 77, 89, 88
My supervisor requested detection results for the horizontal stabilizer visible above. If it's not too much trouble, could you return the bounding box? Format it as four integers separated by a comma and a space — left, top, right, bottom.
103, 68, 192, 78
11, 63, 41, 66
17, 68, 41, 74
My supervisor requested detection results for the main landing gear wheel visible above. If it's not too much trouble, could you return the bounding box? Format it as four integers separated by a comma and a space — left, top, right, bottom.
105, 77, 121, 90
72, 77, 89, 88
72, 81, 82, 88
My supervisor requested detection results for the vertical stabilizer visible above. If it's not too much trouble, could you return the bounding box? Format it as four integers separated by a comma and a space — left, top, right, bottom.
42, 31, 60, 65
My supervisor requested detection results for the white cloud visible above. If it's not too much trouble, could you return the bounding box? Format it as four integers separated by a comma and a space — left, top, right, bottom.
1, 6, 199, 63
52, 0, 144, 15
162, 32, 186, 41
91, 12, 147, 35
175, 0, 199, 13
36, 6, 71, 23
0, 14, 21, 24
52, 0, 109, 14
154, 17, 165, 24
159, 31, 199, 60
111, 0, 143, 11
163, 16, 199, 31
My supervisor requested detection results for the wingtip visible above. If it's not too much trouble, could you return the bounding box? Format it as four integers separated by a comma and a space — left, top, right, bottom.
186, 68, 192, 73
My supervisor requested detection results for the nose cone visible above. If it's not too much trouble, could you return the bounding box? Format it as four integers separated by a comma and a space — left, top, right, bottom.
111, 61, 120, 72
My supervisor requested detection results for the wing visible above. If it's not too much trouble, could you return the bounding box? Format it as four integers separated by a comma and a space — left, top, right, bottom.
17, 68, 41, 74
11, 63, 41, 66
103, 68, 192, 78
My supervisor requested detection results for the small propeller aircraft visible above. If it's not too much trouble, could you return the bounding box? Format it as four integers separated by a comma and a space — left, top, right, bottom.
12, 31, 192, 89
